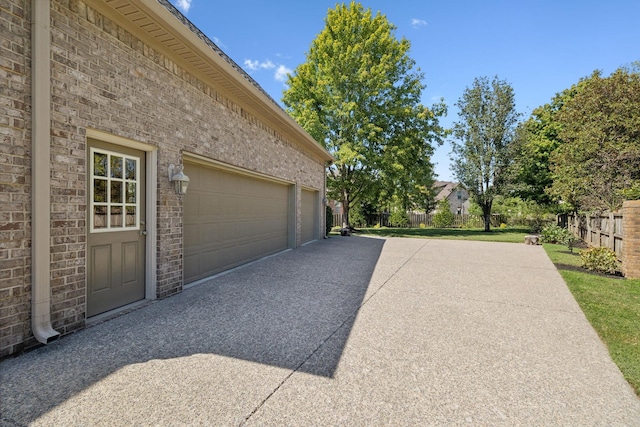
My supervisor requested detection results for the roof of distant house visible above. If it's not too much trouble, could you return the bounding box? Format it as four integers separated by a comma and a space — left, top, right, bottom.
433, 181, 464, 201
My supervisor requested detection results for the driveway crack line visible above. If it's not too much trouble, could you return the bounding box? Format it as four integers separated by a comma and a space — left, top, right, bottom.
439, 293, 582, 315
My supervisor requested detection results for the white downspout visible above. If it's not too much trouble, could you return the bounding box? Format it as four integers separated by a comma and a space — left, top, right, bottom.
31, 0, 59, 344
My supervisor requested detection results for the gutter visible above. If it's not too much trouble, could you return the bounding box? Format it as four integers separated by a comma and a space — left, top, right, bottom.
31, 0, 60, 344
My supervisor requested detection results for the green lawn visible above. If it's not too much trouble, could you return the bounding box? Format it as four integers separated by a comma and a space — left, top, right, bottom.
347, 226, 531, 244
543, 243, 640, 396
333, 226, 640, 396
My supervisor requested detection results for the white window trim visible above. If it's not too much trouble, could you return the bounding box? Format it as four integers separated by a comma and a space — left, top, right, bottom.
90, 147, 141, 233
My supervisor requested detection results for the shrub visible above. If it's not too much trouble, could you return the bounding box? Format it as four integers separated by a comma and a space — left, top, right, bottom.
620, 183, 640, 201
530, 222, 544, 234
580, 247, 620, 274
565, 232, 578, 252
325, 205, 333, 237
389, 208, 408, 227
419, 223, 426, 229
540, 224, 573, 245
349, 207, 366, 228
500, 223, 507, 229
432, 199, 455, 228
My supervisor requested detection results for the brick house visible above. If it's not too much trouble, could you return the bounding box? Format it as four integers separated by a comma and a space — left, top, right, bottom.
0, 0, 332, 357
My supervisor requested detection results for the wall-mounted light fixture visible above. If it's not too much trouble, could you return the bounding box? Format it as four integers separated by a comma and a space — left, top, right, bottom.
168, 163, 190, 195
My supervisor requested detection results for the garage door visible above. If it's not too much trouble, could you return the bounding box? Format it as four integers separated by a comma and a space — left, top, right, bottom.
184, 161, 290, 283
301, 189, 318, 244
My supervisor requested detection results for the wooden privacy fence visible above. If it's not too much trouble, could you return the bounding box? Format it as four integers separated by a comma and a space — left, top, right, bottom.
560, 211, 624, 258
559, 200, 640, 278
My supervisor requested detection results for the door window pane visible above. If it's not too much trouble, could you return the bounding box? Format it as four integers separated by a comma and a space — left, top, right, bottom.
94, 153, 107, 177
94, 179, 107, 203
110, 156, 123, 179
126, 182, 136, 203
94, 206, 107, 229
110, 206, 123, 228
111, 181, 123, 203
126, 158, 136, 180
126, 206, 136, 226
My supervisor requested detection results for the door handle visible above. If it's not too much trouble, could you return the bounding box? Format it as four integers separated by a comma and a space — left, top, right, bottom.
140, 230, 147, 236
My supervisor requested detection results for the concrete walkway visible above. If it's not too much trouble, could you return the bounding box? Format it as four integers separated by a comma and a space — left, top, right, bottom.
1, 236, 639, 426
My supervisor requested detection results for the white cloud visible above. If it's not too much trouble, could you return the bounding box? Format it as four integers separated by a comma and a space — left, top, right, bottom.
261, 60, 275, 70
244, 59, 260, 71
174, 0, 192, 13
244, 60, 290, 82
244, 59, 276, 71
275, 65, 292, 82
411, 18, 427, 29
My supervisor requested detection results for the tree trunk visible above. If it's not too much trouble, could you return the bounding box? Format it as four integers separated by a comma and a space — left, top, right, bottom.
342, 192, 350, 229
481, 200, 492, 232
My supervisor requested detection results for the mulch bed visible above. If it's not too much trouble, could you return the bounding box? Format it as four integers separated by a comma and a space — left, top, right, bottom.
553, 262, 624, 279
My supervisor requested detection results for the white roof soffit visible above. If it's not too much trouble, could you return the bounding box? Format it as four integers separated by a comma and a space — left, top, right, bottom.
94, 0, 332, 162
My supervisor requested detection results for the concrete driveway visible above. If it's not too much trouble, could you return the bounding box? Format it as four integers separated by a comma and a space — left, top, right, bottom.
1, 236, 639, 426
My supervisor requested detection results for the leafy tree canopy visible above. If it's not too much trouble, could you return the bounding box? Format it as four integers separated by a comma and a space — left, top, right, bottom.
283, 2, 446, 227
508, 85, 581, 205
549, 67, 640, 211
450, 76, 519, 231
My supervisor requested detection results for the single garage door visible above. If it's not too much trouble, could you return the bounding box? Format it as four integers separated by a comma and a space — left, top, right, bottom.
184, 161, 290, 283
301, 189, 318, 244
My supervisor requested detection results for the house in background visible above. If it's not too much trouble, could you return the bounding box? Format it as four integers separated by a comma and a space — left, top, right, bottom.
328, 200, 343, 215
431, 181, 470, 215
0, 0, 332, 358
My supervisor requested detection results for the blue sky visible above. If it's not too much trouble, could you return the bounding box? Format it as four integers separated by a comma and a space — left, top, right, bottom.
170, 0, 640, 181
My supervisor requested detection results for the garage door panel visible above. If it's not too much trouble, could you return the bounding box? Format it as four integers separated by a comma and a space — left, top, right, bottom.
200, 221, 220, 243
183, 193, 200, 219
184, 223, 201, 245
301, 189, 317, 244
266, 202, 282, 216
200, 194, 221, 216
218, 195, 236, 216
219, 221, 239, 242
266, 218, 287, 233
184, 161, 290, 283
184, 256, 199, 284
246, 221, 259, 236
237, 196, 255, 214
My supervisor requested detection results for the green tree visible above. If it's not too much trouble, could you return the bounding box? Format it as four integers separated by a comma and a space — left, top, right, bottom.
388, 199, 409, 227
450, 76, 519, 231
489, 195, 553, 231
282, 2, 446, 227
432, 198, 455, 228
508, 86, 580, 205
549, 68, 640, 211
